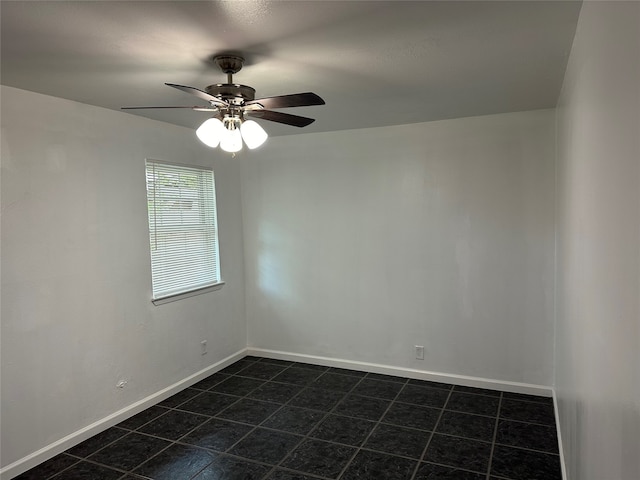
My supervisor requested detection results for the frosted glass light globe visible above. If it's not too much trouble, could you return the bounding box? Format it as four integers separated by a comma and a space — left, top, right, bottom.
220, 124, 243, 153
240, 120, 268, 149
196, 118, 224, 148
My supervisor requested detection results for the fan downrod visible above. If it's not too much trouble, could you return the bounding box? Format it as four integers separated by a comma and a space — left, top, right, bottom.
205, 55, 254, 104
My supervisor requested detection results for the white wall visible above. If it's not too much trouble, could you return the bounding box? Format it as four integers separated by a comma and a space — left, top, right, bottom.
241, 109, 556, 386
0, 86, 246, 468
555, 2, 640, 479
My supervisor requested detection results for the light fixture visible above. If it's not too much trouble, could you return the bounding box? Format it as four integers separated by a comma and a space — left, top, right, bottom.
197, 114, 268, 153
196, 118, 224, 148
123, 54, 324, 153
240, 120, 268, 149
220, 116, 243, 153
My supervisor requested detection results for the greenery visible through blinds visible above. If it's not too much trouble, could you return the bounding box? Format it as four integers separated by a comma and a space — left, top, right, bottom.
145, 160, 221, 300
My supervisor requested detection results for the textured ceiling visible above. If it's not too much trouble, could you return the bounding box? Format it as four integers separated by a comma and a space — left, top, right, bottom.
0, 1, 581, 136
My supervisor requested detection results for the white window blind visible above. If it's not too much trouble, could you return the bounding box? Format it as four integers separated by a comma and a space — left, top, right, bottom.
145, 159, 221, 301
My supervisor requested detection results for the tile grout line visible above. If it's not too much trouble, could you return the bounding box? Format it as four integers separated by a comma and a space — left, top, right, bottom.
485, 391, 504, 480
68, 414, 183, 479
28, 359, 303, 479
170, 363, 437, 469
334, 376, 411, 480
78, 366, 462, 478
127, 372, 265, 479
38, 456, 83, 480
407, 387, 453, 480
262, 369, 371, 479
239, 361, 376, 479
182, 358, 306, 479
202, 358, 314, 474
28, 357, 558, 480
90, 358, 283, 480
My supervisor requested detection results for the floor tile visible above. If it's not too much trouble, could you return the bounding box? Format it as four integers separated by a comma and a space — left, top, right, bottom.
311, 372, 361, 392
365, 373, 407, 384
261, 406, 326, 435
14, 454, 79, 480
191, 453, 271, 479
273, 367, 324, 385
66, 427, 127, 457
364, 423, 431, 459
50, 460, 124, 480
445, 392, 500, 417
219, 359, 256, 374
423, 434, 491, 473
495, 419, 559, 453
328, 367, 367, 377
341, 449, 417, 480
216, 398, 281, 425
292, 362, 330, 372
211, 376, 265, 396
266, 469, 321, 480
179, 418, 253, 452
436, 411, 496, 442
158, 387, 202, 408
258, 358, 295, 366
502, 392, 553, 405
452, 386, 501, 397
499, 399, 556, 426
138, 409, 208, 441
177, 391, 239, 417
247, 381, 303, 404
382, 402, 440, 430
281, 439, 356, 478
352, 379, 404, 399
408, 379, 453, 390
236, 362, 288, 380
191, 373, 232, 391
88, 432, 171, 471
396, 385, 450, 408
310, 414, 376, 446
490, 445, 562, 480
228, 427, 302, 464
414, 462, 485, 479
19, 356, 562, 480
133, 443, 215, 479
334, 394, 391, 421
289, 387, 345, 411
116, 406, 169, 430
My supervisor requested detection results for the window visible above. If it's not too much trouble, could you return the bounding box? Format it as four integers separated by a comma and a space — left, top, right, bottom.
145, 159, 222, 304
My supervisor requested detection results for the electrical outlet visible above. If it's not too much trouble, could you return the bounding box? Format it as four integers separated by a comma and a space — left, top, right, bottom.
415, 345, 424, 360
201, 340, 208, 355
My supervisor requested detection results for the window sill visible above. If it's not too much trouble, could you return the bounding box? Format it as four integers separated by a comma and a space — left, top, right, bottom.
151, 282, 225, 305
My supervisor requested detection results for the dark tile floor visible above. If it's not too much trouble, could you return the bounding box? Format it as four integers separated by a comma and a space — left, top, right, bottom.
15, 356, 562, 480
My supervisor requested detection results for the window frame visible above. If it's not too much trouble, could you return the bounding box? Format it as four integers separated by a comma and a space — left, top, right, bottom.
144, 158, 224, 305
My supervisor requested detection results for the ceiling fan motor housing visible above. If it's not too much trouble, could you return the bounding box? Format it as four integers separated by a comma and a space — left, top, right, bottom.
205, 83, 256, 105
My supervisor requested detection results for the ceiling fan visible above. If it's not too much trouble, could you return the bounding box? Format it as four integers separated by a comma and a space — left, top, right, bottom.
122, 55, 325, 153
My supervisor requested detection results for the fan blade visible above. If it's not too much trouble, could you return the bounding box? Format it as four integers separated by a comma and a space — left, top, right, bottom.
246, 92, 325, 109
165, 83, 229, 106
246, 109, 315, 127
121, 106, 217, 112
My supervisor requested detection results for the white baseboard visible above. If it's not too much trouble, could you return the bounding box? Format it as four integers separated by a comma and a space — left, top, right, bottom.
0, 348, 247, 480
248, 347, 553, 397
